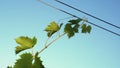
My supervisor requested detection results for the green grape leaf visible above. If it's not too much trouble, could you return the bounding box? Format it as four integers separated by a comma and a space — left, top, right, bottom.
32, 52, 45, 68
64, 18, 83, 38
68, 18, 82, 24
86, 25, 92, 33
81, 24, 87, 33
73, 24, 80, 33
64, 23, 74, 38
14, 53, 33, 68
81, 24, 92, 33
13, 53, 45, 68
45, 21, 60, 37
15, 36, 37, 54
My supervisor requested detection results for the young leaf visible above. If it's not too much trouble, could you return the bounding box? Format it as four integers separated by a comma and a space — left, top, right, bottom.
45, 21, 60, 37
81, 24, 87, 33
15, 36, 37, 54
73, 24, 80, 33
81, 24, 92, 33
86, 25, 92, 33
68, 18, 82, 24
64, 23, 74, 38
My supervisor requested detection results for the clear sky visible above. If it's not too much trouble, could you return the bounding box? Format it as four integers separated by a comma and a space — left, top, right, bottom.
0, 0, 120, 68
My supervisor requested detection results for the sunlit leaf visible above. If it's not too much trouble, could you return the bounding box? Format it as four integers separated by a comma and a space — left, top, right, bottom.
15, 36, 37, 54
45, 21, 60, 37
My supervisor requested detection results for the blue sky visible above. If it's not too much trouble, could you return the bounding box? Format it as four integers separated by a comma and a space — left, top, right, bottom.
0, 0, 120, 68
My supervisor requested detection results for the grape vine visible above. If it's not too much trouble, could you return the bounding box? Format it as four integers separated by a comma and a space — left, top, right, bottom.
8, 18, 91, 68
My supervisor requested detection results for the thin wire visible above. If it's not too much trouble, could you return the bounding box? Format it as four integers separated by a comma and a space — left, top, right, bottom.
54, 0, 120, 29
38, 0, 120, 36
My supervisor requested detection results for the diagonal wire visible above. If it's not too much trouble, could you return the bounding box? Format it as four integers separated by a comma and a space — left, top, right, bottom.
37, 0, 120, 37
55, 0, 120, 29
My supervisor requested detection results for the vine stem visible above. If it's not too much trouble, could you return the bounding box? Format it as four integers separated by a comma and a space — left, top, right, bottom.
32, 48, 35, 58
38, 33, 66, 55
44, 37, 50, 47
